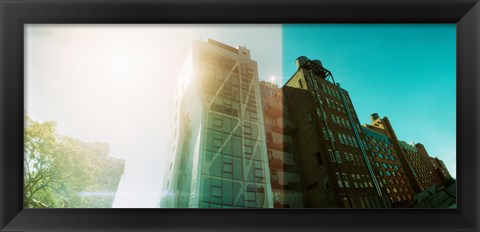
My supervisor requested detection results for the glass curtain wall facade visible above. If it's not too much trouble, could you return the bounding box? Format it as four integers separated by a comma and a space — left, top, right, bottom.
161, 39, 273, 208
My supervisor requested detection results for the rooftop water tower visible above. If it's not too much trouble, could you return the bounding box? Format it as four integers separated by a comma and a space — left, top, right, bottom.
295, 56, 309, 69
370, 113, 380, 123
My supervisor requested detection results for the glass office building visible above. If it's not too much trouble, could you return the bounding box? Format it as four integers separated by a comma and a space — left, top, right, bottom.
161, 39, 273, 208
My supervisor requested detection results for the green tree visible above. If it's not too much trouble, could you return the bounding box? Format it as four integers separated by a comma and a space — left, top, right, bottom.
24, 116, 98, 208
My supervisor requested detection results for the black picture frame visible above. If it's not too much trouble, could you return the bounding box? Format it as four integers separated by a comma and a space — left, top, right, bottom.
1, 0, 479, 231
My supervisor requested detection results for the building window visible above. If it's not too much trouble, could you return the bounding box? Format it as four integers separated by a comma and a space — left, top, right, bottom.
342, 173, 350, 187
254, 169, 263, 178
305, 182, 316, 191
323, 176, 331, 191
328, 150, 335, 162
213, 138, 222, 149
336, 173, 343, 187
349, 153, 355, 165
315, 152, 323, 166
223, 163, 233, 173
359, 197, 366, 208
212, 185, 222, 198
356, 155, 362, 166
348, 136, 354, 146
323, 128, 329, 140
299, 79, 304, 89
338, 134, 344, 144
352, 174, 358, 187
306, 112, 312, 122
329, 130, 335, 142
335, 151, 342, 163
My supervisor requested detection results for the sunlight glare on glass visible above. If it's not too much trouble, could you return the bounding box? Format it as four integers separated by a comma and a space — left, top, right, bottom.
270, 75, 276, 84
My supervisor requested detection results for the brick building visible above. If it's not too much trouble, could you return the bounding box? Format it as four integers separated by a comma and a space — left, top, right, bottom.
281, 57, 390, 208
162, 40, 454, 208
271, 56, 454, 208
361, 125, 414, 207
259, 81, 303, 208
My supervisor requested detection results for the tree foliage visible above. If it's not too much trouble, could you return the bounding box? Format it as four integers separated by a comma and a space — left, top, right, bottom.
24, 116, 108, 208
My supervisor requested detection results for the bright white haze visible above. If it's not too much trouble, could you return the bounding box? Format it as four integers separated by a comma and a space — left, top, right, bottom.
26, 25, 283, 208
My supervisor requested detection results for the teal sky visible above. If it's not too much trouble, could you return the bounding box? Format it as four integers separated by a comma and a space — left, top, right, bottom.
282, 24, 456, 178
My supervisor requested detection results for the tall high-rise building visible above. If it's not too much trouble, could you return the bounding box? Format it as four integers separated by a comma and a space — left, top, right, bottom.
259, 81, 303, 208
161, 39, 273, 208
79, 141, 125, 208
366, 115, 438, 194
282, 56, 390, 208
429, 156, 453, 186
362, 116, 415, 207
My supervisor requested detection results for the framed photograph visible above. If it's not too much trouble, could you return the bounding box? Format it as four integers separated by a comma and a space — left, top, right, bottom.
1, 0, 479, 231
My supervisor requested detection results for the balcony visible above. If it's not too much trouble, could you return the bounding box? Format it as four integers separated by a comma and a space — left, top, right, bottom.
270, 149, 296, 166
276, 171, 301, 186
272, 132, 293, 144
276, 118, 297, 133
264, 101, 283, 116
